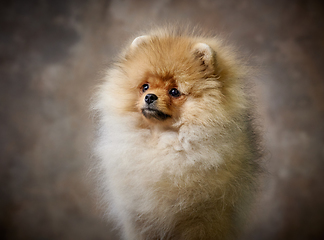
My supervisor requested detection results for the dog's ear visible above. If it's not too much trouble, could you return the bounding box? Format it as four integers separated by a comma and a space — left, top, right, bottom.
192, 43, 216, 73
130, 35, 150, 49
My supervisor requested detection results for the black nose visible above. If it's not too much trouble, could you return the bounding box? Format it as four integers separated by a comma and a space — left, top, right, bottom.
145, 94, 158, 104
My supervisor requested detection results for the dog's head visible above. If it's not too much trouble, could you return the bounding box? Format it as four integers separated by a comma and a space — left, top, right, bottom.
128, 35, 219, 126
104, 32, 232, 129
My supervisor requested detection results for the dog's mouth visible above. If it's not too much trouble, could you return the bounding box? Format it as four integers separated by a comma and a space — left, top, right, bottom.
141, 108, 171, 121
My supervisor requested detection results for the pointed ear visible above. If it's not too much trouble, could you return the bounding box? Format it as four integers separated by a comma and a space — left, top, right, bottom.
130, 35, 150, 49
192, 43, 216, 73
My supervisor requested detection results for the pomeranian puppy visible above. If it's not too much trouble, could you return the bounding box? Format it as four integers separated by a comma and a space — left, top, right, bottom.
93, 27, 261, 240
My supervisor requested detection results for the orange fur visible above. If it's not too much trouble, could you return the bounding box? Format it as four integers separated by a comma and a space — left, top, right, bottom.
93, 27, 261, 240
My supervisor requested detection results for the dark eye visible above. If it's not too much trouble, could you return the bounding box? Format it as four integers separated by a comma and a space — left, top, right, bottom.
142, 83, 149, 92
169, 88, 181, 97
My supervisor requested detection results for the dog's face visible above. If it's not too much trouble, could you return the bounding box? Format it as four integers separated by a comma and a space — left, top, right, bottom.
138, 74, 186, 123
111, 34, 224, 128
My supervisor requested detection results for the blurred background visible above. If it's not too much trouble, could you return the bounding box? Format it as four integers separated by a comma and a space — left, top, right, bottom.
1, 0, 324, 239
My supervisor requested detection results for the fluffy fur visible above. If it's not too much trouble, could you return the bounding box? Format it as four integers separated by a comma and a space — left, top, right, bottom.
92, 27, 261, 240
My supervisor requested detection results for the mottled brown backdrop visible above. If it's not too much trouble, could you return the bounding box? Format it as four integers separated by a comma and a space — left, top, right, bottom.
1, 0, 324, 239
